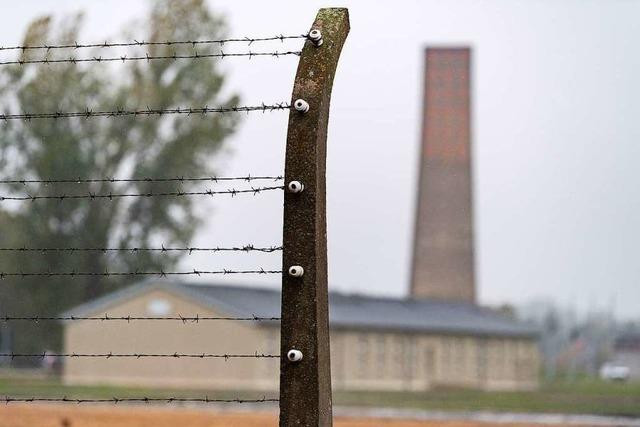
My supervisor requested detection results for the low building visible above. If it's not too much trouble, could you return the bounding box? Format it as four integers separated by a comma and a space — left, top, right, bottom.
62, 280, 539, 391
63, 47, 542, 392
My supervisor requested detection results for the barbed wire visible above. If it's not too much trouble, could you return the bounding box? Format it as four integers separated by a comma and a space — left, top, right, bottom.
0, 245, 282, 254
0, 314, 280, 322
0, 269, 281, 279
0, 175, 283, 185
0, 185, 284, 202
0, 352, 279, 359
0, 34, 308, 52
0, 396, 279, 404
0, 103, 290, 121
0, 50, 302, 67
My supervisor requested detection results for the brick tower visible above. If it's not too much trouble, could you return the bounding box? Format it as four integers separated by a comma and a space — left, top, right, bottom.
410, 48, 475, 303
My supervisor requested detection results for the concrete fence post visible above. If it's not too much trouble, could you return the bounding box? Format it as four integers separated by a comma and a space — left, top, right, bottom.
279, 8, 350, 427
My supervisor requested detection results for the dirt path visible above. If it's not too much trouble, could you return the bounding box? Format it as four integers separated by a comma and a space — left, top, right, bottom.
0, 404, 570, 427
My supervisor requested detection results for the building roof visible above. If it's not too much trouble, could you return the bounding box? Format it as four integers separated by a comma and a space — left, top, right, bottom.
615, 333, 640, 352
63, 280, 538, 338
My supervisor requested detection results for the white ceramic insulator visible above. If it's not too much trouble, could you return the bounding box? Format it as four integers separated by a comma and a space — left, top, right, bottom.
287, 181, 304, 193
309, 29, 323, 46
288, 265, 304, 277
287, 349, 303, 362
293, 99, 310, 113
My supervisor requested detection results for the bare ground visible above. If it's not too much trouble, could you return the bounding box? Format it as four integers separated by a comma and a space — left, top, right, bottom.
0, 404, 576, 427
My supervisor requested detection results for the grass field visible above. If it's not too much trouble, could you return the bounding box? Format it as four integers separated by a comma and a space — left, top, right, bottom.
335, 380, 640, 416
1, 374, 639, 417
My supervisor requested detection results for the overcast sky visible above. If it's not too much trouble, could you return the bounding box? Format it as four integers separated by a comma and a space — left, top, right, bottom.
1, 1, 639, 320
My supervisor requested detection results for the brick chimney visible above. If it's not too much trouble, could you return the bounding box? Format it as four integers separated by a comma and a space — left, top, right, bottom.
410, 47, 475, 303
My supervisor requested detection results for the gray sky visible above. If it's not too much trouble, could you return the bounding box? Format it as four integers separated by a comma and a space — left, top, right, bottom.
1, 1, 639, 320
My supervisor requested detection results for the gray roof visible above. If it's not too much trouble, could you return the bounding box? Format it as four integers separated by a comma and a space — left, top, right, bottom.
64, 280, 538, 338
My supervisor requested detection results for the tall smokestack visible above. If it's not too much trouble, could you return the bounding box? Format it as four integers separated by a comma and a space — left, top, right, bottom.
410, 47, 475, 303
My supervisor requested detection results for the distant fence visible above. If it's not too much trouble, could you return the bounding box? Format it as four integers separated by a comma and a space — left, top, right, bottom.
0, 7, 349, 427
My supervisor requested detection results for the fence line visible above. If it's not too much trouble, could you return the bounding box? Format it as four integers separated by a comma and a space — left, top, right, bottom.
0, 352, 279, 359
0, 315, 280, 322
0, 396, 279, 404
0, 269, 281, 279
0, 185, 284, 202
0, 245, 282, 254
0, 175, 283, 184
0, 50, 301, 66
0, 8, 350, 424
0, 34, 307, 51
0, 103, 290, 121
1, 397, 278, 404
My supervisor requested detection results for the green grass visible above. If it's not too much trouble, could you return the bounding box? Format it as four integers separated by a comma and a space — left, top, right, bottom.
334, 380, 640, 417
1, 374, 639, 417
0, 375, 278, 401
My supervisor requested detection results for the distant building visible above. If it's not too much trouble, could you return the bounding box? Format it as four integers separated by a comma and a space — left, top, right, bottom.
63, 280, 539, 391
61, 47, 541, 392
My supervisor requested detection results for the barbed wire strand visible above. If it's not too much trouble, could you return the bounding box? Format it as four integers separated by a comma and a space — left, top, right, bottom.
0, 245, 282, 254
0, 352, 279, 359
0, 185, 284, 202
0, 315, 280, 322
0, 50, 302, 67
0, 269, 281, 279
0, 103, 290, 121
0, 175, 283, 185
0, 34, 308, 51
1, 396, 278, 404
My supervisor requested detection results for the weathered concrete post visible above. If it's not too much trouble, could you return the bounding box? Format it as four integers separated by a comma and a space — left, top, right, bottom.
279, 8, 350, 427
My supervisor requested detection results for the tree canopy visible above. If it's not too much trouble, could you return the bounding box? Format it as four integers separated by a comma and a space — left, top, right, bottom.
0, 0, 240, 356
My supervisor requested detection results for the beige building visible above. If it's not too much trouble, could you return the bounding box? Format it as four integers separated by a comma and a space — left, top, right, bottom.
63, 48, 541, 392
63, 280, 539, 391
